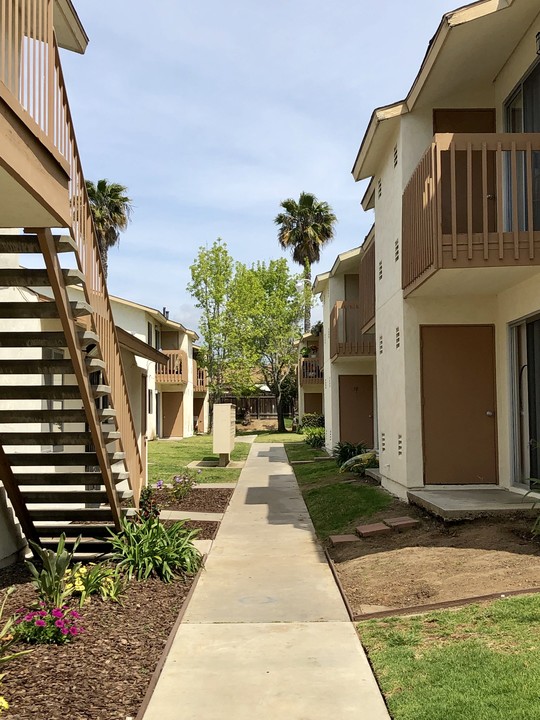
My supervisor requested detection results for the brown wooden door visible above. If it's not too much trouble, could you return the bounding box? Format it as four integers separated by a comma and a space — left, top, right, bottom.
162, 391, 184, 438
338, 375, 374, 446
421, 325, 497, 485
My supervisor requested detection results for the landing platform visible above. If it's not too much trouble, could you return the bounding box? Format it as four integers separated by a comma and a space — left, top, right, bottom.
408, 487, 538, 520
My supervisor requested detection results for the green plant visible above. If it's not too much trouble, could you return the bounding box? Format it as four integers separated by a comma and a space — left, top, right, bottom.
14, 606, 83, 645
65, 563, 127, 607
109, 517, 203, 582
26, 535, 81, 608
340, 451, 379, 475
139, 486, 160, 521
333, 441, 368, 467
300, 413, 324, 430
170, 469, 196, 501
305, 426, 325, 448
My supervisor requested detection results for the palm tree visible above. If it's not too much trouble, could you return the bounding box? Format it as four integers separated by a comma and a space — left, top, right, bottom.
275, 192, 337, 332
86, 179, 133, 279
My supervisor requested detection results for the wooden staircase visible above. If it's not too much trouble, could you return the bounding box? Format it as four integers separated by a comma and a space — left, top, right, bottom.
0, 231, 138, 556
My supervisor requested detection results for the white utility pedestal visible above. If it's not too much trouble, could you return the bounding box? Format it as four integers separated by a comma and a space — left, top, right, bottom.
213, 403, 236, 467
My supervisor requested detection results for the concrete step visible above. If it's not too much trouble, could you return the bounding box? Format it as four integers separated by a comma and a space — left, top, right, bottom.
0, 233, 76, 254
78, 331, 100, 349
0, 409, 86, 423
0, 359, 74, 374
113, 470, 129, 482
7, 451, 99, 466
109, 451, 125, 462
86, 358, 106, 372
98, 408, 117, 420
29, 508, 114, 521
0, 385, 81, 401
36, 522, 116, 538
0, 268, 84, 287
0, 331, 67, 348
0, 432, 91, 446
15, 472, 104, 485
102, 430, 121, 441
23, 489, 110, 503
93, 384, 111, 398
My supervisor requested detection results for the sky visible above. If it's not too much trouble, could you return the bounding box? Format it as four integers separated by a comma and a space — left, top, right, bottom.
61, 0, 451, 331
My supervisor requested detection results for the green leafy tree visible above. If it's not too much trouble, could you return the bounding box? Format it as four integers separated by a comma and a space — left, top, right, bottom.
86, 179, 133, 279
275, 192, 337, 332
228, 259, 303, 433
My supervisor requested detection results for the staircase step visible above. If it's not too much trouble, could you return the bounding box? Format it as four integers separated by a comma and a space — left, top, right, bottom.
0, 331, 67, 348
0, 233, 76, 254
39, 538, 113, 554
0, 432, 91, 446
79, 331, 100, 349
23, 489, 110, 503
36, 523, 116, 538
29, 508, 114, 521
93, 384, 111, 397
113, 470, 129, 482
0, 302, 59, 319
15, 472, 104, 485
0, 268, 84, 287
98, 408, 117, 420
7, 452, 99, 466
0, 409, 86, 423
109, 451, 125, 462
86, 358, 106, 371
0, 385, 80, 400
0, 359, 74, 374
102, 430, 121, 441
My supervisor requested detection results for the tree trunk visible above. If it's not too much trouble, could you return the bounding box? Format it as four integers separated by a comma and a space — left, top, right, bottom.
98, 238, 108, 280
276, 392, 286, 433
303, 260, 311, 333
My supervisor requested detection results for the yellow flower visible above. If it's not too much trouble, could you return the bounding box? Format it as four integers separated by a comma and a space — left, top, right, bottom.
0, 696, 9, 712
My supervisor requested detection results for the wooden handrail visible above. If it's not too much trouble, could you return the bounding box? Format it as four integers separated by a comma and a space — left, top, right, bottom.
329, 301, 375, 359
156, 350, 188, 384
300, 358, 323, 386
193, 362, 207, 391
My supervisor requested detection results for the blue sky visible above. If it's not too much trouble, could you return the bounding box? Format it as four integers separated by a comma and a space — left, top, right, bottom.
62, 0, 450, 330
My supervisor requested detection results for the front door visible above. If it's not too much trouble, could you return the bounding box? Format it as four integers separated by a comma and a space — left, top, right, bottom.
162, 391, 184, 438
421, 325, 498, 485
338, 375, 374, 447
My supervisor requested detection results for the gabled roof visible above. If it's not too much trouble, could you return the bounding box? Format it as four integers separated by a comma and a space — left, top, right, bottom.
352, 0, 538, 180
313, 246, 363, 294
110, 294, 199, 341
55, 0, 89, 54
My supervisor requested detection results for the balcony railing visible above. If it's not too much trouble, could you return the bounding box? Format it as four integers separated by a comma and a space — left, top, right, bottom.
402, 133, 540, 295
359, 237, 375, 332
1, 4, 145, 500
193, 362, 207, 392
156, 350, 188, 384
329, 301, 376, 360
300, 358, 323, 386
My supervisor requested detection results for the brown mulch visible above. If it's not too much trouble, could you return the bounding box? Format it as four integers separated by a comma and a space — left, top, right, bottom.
331, 499, 540, 614
164, 520, 219, 540
0, 563, 194, 720
157, 488, 233, 513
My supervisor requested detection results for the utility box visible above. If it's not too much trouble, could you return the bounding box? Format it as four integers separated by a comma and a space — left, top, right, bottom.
213, 403, 236, 467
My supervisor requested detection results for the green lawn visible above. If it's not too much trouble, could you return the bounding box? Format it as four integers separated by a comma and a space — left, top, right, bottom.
254, 431, 305, 444
284, 445, 391, 538
284, 442, 329, 462
359, 595, 540, 720
148, 436, 250, 484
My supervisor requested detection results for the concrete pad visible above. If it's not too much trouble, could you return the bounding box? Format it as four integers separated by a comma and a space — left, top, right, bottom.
143, 622, 390, 720
408, 487, 537, 519
184, 554, 349, 623
160, 510, 223, 522
235, 434, 257, 443
193, 539, 212, 555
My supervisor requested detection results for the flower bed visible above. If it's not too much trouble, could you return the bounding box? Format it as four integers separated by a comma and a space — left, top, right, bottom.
157, 488, 233, 513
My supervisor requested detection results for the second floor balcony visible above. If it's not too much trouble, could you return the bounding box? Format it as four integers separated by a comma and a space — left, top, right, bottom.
329, 301, 376, 361
193, 362, 208, 392
402, 132, 540, 297
300, 358, 323, 386
156, 350, 188, 384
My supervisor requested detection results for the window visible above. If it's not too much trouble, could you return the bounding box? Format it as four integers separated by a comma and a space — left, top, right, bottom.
148, 389, 153, 414
147, 322, 153, 346
154, 326, 161, 350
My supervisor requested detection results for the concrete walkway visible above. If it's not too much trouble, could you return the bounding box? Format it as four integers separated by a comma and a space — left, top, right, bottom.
143, 443, 390, 720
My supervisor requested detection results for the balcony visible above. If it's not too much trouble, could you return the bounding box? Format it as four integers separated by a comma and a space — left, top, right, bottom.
359, 235, 375, 332
300, 358, 323, 386
402, 133, 540, 297
329, 301, 376, 360
193, 362, 207, 392
156, 350, 188, 384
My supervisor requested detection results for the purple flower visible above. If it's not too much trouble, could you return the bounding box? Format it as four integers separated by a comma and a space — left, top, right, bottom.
55, 620, 64, 628
35, 619, 46, 627
39, 610, 47, 617
51, 609, 63, 618
70, 610, 81, 619
156, 480, 164, 490
15, 607, 26, 614
69, 627, 78, 636
24, 613, 35, 621
60, 627, 69, 636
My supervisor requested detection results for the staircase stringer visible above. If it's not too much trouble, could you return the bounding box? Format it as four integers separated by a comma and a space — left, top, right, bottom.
35, 228, 122, 528
0, 445, 40, 547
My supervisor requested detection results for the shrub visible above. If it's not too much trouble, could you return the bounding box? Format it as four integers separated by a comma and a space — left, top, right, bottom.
26, 535, 81, 608
170, 469, 197, 501
139, 486, 160, 521
109, 517, 203, 583
305, 427, 325, 448
15, 606, 83, 645
65, 563, 127, 607
333, 441, 368, 467
339, 452, 379, 476
300, 413, 324, 430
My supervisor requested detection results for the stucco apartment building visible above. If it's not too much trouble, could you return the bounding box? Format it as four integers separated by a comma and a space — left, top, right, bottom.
318, 0, 540, 504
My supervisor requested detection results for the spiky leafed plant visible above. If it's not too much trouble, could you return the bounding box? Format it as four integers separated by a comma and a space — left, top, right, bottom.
86, 179, 133, 279
275, 192, 337, 332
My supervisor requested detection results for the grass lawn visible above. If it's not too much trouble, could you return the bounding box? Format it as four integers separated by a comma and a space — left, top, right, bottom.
284, 445, 391, 538
148, 435, 250, 484
254, 430, 305, 444
284, 442, 329, 462
359, 594, 540, 720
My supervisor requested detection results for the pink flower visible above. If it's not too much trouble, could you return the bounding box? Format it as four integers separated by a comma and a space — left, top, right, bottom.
60, 628, 69, 635
69, 627, 78, 636
24, 613, 35, 621
51, 609, 63, 618
70, 610, 81, 619
54, 620, 64, 628
35, 619, 46, 627
39, 610, 47, 617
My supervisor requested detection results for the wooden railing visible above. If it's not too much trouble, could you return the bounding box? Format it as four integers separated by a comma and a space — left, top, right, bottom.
403, 133, 540, 295
193, 362, 207, 392
329, 301, 376, 359
300, 358, 323, 386
0, 2, 145, 502
156, 350, 188, 384
359, 237, 375, 332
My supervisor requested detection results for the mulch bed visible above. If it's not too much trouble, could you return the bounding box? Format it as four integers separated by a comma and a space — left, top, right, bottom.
164, 520, 219, 540
157, 488, 233, 513
0, 563, 193, 720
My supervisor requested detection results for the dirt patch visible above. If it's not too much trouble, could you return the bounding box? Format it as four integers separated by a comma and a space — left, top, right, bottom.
0, 562, 193, 720
331, 499, 540, 615
157, 488, 233, 513
236, 419, 278, 433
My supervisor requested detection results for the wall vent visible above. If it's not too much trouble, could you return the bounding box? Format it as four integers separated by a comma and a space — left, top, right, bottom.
398, 434, 403, 456
395, 327, 401, 349
377, 178, 382, 198
378, 260, 383, 281
393, 144, 398, 168
379, 335, 383, 354
381, 433, 386, 452
394, 239, 400, 262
